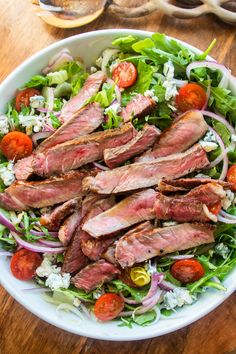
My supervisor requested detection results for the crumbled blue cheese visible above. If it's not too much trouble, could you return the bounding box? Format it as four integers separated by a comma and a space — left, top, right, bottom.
144, 89, 158, 102
73, 298, 81, 307
162, 61, 178, 101
231, 134, 236, 143
90, 66, 98, 73
45, 273, 71, 291
36, 254, 61, 277
203, 130, 217, 143
0, 161, 15, 186
163, 288, 195, 310
95, 56, 103, 68
19, 112, 45, 134
0, 115, 9, 135
222, 189, 235, 210
30, 95, 45, 109
36, 254, 71, 290
199, 141, 218, 152
104, 101, 121, 115
109, 60, 120, 73
215, 243, 230, 259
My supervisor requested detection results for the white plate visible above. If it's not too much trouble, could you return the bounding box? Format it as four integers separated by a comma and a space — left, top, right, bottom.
0, 29, 235, 341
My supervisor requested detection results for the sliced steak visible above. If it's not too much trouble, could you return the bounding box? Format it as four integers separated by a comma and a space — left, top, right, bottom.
62, 223, 89, 274
0, 170, 89, 211
115, 223, 215, 268
104, 124, 160, 168
14, 156, 34, 181
72, 260, 120, 292
83, 144, 210, 195
33, 123, 136, 177
37, 103, 103, 152
121, 94, 157, 123
136, 110, 208, 162
40, 197, 81, 231
60, 71, 106, 122
82, 189, 158, 238
155, 183, 225, 223
158, 178, 231, 193
80, 197, 116, 260
58, 210, 82, 246
81, 193, 107, 218
102, 244, 117, 265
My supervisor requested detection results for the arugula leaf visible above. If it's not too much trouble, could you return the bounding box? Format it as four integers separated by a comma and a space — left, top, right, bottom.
197, 38, 216, 61
212, 121, 231, 146
109, 280, 148, 302
133, 310, 157, 326
71, 72, 88, 96
94, 82, 115, 108
112, 35, 139, 52
102, 109, 122, 130
24, 75, 48, 88
49, 113, 61, 129
132, 38, 155, 53
210, 87, 236, 120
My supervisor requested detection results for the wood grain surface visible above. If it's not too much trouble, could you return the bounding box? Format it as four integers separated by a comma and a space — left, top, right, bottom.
0, 1, 236, 353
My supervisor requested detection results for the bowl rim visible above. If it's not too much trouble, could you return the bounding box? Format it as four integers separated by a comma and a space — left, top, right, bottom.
0, 28, 235, 341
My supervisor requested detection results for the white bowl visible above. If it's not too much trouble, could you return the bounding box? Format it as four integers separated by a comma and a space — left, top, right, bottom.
0, 29, 235, 341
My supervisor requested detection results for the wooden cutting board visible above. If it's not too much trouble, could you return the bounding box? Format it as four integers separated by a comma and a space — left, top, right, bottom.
0, 1, 236, 353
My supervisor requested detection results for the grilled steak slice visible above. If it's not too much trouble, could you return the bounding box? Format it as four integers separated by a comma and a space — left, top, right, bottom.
102, 244, 117, 265
72, 260, 120, 292
60, 71, 106, 122
155, 183, 225, 223
158, 178, 230, 193
115, 223, 215, 268
0, 170, 88, 211
121, 94, 157, 123
83, 144, 210, 195
104, 124, 160, 168
37, 103, 103, 152
82, 189, 158, 238
80, 197, 116, 260
40, 197, 81, 231
136, 110, 208, 162
81, 193, 107, 218
14, 156, 34, 181
62, 222, 89, 274
58, 210, 82, 246
33, 123, 136, 177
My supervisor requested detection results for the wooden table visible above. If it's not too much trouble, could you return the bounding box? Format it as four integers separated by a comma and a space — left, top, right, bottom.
0, 1, 236, 353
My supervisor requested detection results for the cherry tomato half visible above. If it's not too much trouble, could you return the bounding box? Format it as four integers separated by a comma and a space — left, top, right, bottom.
175, 83, 207, 112
170, 259, 205, 284
227, 165, 236, 191
15, 88, 40, 112
112, 62, 137, 88
208, 201, 222, 216
94, 293, 124, 321
10, 249, 42, 281
1, 131, 33, 161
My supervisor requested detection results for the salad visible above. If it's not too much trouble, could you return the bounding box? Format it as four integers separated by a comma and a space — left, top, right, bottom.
0, 32, 236, 328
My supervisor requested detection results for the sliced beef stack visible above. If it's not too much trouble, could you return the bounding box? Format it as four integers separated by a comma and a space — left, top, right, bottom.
5, 69, 231, 293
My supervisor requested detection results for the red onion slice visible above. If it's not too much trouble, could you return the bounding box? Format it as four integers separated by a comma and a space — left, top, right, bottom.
32, 131, 52, 147
12, 232, 66, 254
219, 210, 236, 220
207, 126, 228, 180
217, 215, 236, 224
21, 287, 52, 293
142, 273, 164, 306
159, 280, 176, 292
186, 61, 236, 95
201, 110, 236, 137
92, 162, 110, 171
119, 292, 140, 305
0, 211, 19, 233
42, 49, 74, 75
39, 239, 63, 247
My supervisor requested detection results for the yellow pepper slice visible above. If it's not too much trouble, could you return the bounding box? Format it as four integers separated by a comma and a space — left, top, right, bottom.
130, 266, 151, 287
